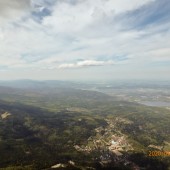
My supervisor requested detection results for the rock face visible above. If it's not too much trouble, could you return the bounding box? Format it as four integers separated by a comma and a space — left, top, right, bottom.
51, 163, 66, 169
68, 160, 75, 166
1, 112, 11, 119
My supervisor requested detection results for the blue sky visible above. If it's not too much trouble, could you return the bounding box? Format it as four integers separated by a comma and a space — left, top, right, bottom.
0, 0, 170, 81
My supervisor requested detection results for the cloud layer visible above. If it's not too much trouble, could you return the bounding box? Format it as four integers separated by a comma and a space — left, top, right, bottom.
0, 0, 170, 80
0, 0, 30, 21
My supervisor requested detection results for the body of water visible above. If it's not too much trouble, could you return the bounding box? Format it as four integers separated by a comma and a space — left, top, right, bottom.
139, 101, 170, 107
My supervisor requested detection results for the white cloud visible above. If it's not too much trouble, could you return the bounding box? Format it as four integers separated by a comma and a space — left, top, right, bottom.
42, 0, 154, 35
58, 60, 115, 69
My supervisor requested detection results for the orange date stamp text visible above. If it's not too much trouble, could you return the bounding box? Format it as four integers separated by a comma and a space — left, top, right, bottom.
148, 151, 170, 156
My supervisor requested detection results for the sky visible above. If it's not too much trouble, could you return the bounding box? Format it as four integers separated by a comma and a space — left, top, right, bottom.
0, 0, 170, 81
